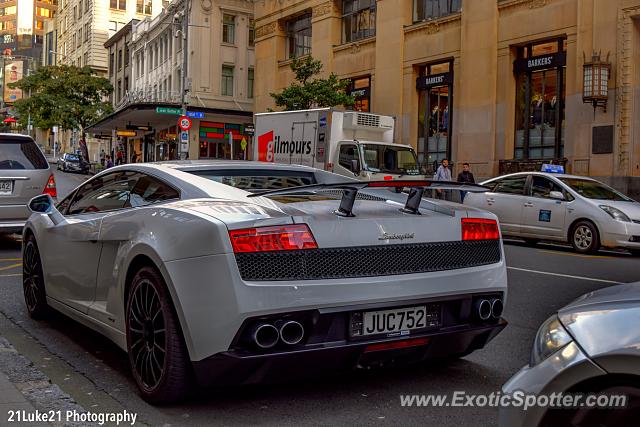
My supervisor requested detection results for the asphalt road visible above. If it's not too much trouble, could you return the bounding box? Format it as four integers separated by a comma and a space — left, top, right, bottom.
0, 170, 638, 426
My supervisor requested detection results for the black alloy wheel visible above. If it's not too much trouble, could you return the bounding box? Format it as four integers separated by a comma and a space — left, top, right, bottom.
126, 266, 192, 404
22, 235, 49, 319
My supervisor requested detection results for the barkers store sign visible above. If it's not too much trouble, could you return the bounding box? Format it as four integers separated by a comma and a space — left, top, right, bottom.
416, 72, 453, 90
513, 52, 566, 73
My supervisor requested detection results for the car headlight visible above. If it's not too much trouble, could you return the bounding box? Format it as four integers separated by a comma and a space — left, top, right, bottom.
530, 315, 573, 367
599, 205, 631, 222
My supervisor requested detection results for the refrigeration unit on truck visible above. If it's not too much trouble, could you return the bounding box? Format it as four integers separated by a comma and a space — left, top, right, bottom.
254, 108, 421, 181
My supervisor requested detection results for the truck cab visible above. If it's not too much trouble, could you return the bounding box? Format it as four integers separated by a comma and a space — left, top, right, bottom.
332, 140, 421, 181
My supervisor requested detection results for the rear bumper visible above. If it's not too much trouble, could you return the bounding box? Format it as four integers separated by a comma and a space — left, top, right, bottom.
193, 319, 506, 386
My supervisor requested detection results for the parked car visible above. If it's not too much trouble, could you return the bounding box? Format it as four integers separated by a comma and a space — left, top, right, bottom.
23, 162, 505, 404
0, 134, 56, 234
57, 152, 89, 174
500, 283, 640, 427
464, 172, 640, 254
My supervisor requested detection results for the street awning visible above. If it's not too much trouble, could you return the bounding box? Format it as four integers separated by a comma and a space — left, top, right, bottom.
3, 117, 17, 123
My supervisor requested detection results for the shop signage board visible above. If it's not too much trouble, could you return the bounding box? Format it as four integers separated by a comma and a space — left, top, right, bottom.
116, 130, 136, 137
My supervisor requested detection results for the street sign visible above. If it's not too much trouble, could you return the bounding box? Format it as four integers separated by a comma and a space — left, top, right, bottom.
244, 123, 255, 136
240, 137, 247, 151
180, 131, 189, 143
116, 130, 137, 137
186, 111, 205, 119
178, 116, 192, 131
181, 143, 188, 152
126, 124, 153, 131
156, 107, 182, 115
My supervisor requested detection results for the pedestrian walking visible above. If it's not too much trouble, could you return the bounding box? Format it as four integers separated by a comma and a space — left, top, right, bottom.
105, 155, 113, 168
100, 149, 106, 166
116, 149, 124, 165
131, 151, 139, 163
457, 162, 475, 202
433, 158, 452, 200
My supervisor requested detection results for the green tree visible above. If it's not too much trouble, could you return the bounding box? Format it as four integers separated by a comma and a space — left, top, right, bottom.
270, 56, 355, 110
10, 65, 113, 158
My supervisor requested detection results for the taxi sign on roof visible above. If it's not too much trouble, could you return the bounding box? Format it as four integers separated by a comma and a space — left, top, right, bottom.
541, 164, 564, 174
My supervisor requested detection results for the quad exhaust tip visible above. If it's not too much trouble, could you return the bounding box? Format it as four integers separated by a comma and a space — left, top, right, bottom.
278, 320, 305, 345
475, 299, 492, 321
490, 298, 504, 319
252, 323, 279, 349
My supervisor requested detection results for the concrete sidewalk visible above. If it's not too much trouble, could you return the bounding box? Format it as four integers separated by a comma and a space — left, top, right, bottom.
0, 371, 47, 426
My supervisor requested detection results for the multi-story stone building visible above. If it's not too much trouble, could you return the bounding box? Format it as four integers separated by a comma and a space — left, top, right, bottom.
255, 0, 640, 195
54, 0, 163, 74
89, 0, 255, 162
0, 0, 57, 59
104, 19, 137, 109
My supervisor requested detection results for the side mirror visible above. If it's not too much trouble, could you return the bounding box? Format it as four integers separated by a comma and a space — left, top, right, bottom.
28, 194, 54, 214
549, 191, 565, 201
351, 159, 361, 175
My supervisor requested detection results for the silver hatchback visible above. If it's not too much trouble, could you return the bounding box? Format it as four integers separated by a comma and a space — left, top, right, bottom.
0, 134, 56, 234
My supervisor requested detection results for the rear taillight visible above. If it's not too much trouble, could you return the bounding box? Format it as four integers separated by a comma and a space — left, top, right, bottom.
43, 174, 57, 198
461, 218, 500, 241
229, 224, 318, 253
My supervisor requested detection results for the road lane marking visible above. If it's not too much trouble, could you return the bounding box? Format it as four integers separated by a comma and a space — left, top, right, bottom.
507, 267, 624, 284
0, 273, 20, 277
0, 258, 21, 262
0, 262, 21, 272
539, 250, 612, 259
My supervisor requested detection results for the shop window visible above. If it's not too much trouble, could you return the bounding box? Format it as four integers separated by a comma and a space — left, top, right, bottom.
223, 14, 235, 44
414, 0, 461, 22
342, 0, 376, 44
514, 38, 566, 160
416, 60, 453, 171
346, 76, 371, 112
286, 13, 311, 59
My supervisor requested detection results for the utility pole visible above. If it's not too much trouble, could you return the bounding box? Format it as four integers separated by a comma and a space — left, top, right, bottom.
179, 0, 190, 160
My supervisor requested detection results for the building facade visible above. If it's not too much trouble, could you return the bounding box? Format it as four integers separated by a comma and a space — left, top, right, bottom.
89, 0, 255, 162
254, 0, 640, 195
54, 0, 163, 73
0, 0, 57, 59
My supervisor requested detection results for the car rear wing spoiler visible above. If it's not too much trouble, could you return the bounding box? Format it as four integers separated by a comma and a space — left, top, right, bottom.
248, 180, 491, 217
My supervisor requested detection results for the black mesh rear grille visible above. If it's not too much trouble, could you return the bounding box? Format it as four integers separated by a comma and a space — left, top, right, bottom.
235, 240, 501, 281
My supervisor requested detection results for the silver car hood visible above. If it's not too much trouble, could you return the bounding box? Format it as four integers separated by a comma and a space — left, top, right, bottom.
558, 283, 640, 368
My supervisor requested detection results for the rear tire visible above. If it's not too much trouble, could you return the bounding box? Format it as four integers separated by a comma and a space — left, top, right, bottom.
570, 220, 600, 254
126, 266, 193, 404
22, 235, 49, 319
628, 249, 640, 257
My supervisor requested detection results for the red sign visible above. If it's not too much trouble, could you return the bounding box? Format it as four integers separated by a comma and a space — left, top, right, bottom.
178, 116, 192, 131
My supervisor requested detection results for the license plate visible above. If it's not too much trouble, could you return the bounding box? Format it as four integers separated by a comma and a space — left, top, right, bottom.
0, 180, 12, 195
350, 304, 441, 338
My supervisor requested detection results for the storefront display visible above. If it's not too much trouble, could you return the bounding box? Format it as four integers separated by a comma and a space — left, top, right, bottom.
347, 76, 371, 112
513, 38, 566, 160
199, 122, 251, 160
416, 60, 453, 171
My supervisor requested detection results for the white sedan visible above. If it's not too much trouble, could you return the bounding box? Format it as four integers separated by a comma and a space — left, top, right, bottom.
464, 172, 640, 254
23, 162, 507, 404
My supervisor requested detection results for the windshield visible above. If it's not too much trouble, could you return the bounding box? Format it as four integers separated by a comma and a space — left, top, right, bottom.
559, 178, 632, 201
361, 144, 420, 175
65, 154, 79, 161
183, 169, 317, 193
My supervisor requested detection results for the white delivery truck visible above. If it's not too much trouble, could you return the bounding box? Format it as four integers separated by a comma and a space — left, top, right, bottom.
254, 108, 421, 181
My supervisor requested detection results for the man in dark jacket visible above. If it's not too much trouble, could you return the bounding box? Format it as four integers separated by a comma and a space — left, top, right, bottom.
457, 163, 475, 202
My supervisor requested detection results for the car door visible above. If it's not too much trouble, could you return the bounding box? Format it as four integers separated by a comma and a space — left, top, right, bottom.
89, 172, 180, 326
478, 175, 528, 236
521, 175, 567, 239
41, 172, 133, 314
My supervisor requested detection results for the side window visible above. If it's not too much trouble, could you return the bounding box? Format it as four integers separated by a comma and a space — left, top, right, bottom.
493, 176, 527, 195
339, 144, 358, 171
67, 172, 134, 215
128, 173, 179, 207
531, 176, 564, 199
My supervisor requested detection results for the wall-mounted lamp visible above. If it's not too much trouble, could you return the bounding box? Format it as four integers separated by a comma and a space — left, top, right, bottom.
582, 51, 610, 116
